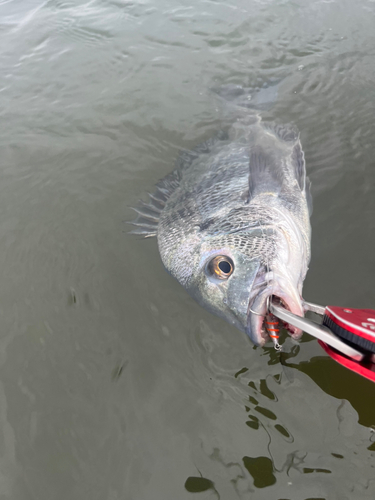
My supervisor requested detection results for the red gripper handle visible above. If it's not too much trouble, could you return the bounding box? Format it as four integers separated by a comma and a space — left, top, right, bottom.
320, 306, 375, 382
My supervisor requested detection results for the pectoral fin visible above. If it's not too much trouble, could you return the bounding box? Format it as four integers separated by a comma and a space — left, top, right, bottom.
248, 145, 284, 199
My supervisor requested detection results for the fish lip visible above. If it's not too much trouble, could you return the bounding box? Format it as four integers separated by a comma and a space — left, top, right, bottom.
246, 285, 304, 346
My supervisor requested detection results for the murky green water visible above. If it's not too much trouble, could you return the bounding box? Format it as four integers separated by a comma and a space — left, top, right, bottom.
1, 0, 375, 498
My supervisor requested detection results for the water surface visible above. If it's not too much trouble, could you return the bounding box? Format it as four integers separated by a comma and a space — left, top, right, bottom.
0, 0, 375, 498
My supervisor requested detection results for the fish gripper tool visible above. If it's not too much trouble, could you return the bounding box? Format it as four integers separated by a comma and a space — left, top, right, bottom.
269, 300, 375, 382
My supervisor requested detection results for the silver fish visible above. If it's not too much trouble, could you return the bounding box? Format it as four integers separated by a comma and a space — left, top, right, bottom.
130, 85, 312, 346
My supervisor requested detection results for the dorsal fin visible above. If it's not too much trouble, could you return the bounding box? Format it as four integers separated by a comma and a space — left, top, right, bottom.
248, 145, 284, 200
129, 131, 229, 238
175, 130, 228, 171
129, 170, 180, 238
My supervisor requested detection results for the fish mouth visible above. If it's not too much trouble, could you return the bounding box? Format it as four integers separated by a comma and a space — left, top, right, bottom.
246, 283, 304, 347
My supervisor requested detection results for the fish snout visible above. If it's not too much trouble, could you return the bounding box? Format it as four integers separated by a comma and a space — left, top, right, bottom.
246, 282, 304, 346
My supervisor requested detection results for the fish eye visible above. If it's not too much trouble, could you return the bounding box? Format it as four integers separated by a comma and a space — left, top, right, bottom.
207, 256, 234, 280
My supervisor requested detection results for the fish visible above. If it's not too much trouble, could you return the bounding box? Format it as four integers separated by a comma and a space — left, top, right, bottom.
130, 85, 312, 346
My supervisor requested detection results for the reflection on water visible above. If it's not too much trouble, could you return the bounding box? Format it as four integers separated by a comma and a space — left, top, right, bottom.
178, 338, 375, 498
0, 0, 375, 498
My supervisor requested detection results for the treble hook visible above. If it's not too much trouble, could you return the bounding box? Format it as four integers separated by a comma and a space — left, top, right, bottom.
265, 296, 282, 351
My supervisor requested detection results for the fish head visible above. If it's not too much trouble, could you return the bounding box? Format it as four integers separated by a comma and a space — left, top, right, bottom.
159, 227, 306, 347
187, 246, 263, 336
